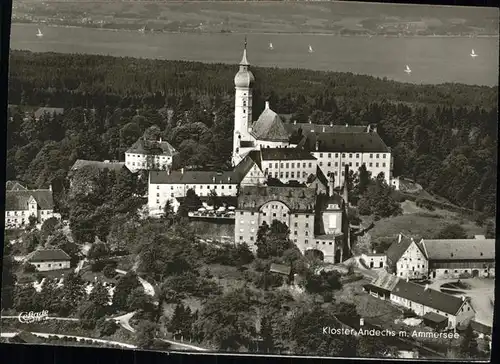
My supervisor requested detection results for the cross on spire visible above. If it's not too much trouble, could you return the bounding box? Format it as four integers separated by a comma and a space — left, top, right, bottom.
240, 35, 249, 66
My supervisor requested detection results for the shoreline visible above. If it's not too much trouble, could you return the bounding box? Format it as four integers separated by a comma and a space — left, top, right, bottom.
12, 22, 500, 38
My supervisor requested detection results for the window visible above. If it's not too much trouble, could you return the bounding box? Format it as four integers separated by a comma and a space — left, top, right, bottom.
308, 163, 312, 168
335, 162, 338, 167
335, 153, 339, 158
383, 154, 386, 158
305, 231, 309, 236
382, 163, 386, 167
349, 162, 352, 166
305, 240, 309, 244
376, 163, 379, 167
240, 236, 243, 240
319, 153, 323, 158
356, 162, 359, 167
286, 163, 289, 168
157, 185, 160, 190
291, 163, 295, 168
319, 162, 323, 166
291, 172, 295, 178
327, 162, 331, 167
349, 153, 352, 158
170, 193, 174, 197
356, 153, 360, 158
48, 264, 51, 268
273, 213, 277, 217
285, 172, 289, 178
342, 153, 345, 158
240, 212, 244, 215
263, 213, 267, 216
376, 154, 379, 158
294, 222, 298, 227
280, 163, 284, 168
370, 154, 373, 158
305, 223, 309, 228
295, 214, 298, 217
369, 163, 373, 167
294, 231, 298, 236
156, 199, 159, 204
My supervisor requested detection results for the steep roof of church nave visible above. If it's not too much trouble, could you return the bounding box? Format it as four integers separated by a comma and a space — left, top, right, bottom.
299, 131, 390, 153
250, 103, 290, 142
237, 186, 316, 212
284, 123, 369, 135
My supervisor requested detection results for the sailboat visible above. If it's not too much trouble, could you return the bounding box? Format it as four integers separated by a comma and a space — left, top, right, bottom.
470, 49, 478, 58
404, 65, 412, 74
269, 42, 273, 50
36, 28, 43, 38
139, 26, 146, 33
308, 44, 314, 53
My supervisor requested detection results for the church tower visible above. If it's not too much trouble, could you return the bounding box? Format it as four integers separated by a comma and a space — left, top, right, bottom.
232, 38, 254, 166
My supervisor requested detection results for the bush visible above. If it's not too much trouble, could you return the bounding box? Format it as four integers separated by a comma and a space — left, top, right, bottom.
22, 262, 37, 273
402, 308, 417, 318
103, 265, 117, 278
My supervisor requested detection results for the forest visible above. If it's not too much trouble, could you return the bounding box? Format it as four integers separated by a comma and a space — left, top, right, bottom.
6, 50, 498, 215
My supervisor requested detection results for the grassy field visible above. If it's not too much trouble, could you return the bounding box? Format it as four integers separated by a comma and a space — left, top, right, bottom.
362, 200, 485, 241
14, 1, 498, 35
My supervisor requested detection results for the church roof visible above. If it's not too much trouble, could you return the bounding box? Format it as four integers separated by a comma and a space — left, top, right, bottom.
250, 102, 290, 142
285, 123, 369, 135
260, 147, 316, 161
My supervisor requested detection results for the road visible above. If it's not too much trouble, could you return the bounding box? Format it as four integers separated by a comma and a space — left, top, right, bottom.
1, 331, 136, 348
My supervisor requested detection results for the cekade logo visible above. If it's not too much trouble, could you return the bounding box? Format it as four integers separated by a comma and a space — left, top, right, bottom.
18, 310, 49, 323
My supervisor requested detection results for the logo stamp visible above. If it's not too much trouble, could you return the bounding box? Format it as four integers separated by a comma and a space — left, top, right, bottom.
18, 310, 49, 324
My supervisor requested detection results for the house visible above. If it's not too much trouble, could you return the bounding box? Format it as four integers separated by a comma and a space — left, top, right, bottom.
390, 279, 475, 330
386, 235, 428, 279
125, 137, 178, 172
363, 271, 399, 300
361, 252, 387, 269
27, 249, 71, 271
148, 169, 241, 215
421, 237, 495, 279
34, 107, 64, 121
5, 183, 59, 229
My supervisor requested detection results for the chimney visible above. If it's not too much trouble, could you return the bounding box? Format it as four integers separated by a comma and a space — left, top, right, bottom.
212, 177, 216, 183
315, 141, 319, 151
424, 284, 429, 291
367, 125, 371, 133
293, 120, 296, 125
359, 318, 364, 327
398, 234, 402, 244
372, 249, 376, 254
330, 122, 333, 127
406, 277, 409, 282
265, 101, 270, 110
228, 177, 231, 183
328, 173, 334, 197
181, 168, 184, 175
159, 137, 162, 143
462, 296, 465, 302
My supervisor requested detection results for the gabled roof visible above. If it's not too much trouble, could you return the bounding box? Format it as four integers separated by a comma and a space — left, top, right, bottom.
71, 159, 125, 172
250, 104, 290, 142
126, 138, 178, 156
270, 263, 291, 276
423, 312, 448, 324
150, 170, 240, 185
5, 189, 54, 211
28, 249, 71, 262
259, 147, 316, 161
386, 236, 426, 263
234, 152, 262, 177
421, 239, 495, 260
34, 107, 64, 119
371, 271, 399, 291
6, 181, 27, 191
299, 131, 390, 153
237, 186, 316, 213
392, 279, 468, 316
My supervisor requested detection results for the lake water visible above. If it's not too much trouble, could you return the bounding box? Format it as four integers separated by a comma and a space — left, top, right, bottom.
9, 23, 499, 86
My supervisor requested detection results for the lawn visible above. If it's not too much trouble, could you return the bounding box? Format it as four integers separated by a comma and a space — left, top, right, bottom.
362, 200, 484, 241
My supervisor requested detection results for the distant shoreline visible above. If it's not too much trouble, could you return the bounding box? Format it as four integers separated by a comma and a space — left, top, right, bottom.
12, 22, 500, 38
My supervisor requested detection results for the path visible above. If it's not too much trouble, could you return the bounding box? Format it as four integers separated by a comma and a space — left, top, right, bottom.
1, 312, 137, 333
159, 338, 210, 351
1, 331, 136, 348
115, 269, 156, 298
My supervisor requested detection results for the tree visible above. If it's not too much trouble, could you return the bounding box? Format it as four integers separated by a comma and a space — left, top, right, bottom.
357, 177, 401, 218
59, 272, 86, 315
89, 281, 110, 307
13, 284, 37, 312
179, 188, 202, 213
194, 288, 257, 351
304, 269, 342, 296
260, 314, 274, 353
28, 214, 37, 228
40, 217, 59, 240
256, 220, 294, 259
87, 242, 110, 261
97, 319, 119, 337
460, 323, 479, 358
135, 321, 157, 349
485, 221, 495, 239
208, 190, 219, 209
113, 272, 141, 311
436, 224, 467, 239
168, 303, 194, 339
163, 200, 174, 223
